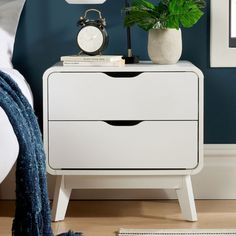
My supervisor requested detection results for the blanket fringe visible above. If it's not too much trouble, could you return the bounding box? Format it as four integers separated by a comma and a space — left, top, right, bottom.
57, 231, 83, 236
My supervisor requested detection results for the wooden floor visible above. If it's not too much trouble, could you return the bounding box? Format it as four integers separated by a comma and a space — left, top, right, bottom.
1, 200, 236, 235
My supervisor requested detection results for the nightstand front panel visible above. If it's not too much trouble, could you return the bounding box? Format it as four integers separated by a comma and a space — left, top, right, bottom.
48, 121, 198, 170
48, 72, 198, 121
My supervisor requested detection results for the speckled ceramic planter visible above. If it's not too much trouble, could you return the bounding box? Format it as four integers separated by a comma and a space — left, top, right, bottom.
148, 28, 182, 64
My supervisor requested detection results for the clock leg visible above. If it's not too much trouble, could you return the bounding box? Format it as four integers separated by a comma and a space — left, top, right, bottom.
176, 175, 197, 222
51, 175, 72, 222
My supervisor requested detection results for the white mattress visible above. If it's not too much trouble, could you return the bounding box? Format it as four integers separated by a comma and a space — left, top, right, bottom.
0, 68, 33, 183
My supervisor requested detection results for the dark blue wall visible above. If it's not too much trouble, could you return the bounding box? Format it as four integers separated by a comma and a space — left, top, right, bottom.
13, 0, 236, 144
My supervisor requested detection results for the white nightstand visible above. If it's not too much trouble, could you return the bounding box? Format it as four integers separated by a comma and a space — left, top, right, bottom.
43, 61, 204, 222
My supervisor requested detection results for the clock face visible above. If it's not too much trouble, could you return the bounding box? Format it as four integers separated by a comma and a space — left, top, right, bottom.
77, 26, 104, 53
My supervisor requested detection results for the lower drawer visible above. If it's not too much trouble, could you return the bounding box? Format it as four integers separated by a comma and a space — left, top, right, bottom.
48, 121, 198, 170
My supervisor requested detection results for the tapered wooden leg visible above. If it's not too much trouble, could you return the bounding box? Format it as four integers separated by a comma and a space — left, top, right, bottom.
176, 175, 197, 222
51, 175, 72, 222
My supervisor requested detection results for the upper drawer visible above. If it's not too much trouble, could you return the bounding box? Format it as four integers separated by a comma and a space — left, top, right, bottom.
48, 72, 198, 120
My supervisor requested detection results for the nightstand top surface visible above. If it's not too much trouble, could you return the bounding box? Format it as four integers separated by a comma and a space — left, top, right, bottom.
46, 61, 203, 77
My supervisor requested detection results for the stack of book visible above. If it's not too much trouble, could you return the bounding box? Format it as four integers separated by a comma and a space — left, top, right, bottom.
60, 55, 125, 67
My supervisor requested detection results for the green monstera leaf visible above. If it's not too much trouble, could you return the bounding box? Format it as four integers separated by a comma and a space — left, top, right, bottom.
167, 0, 204, 29
124, 0, 205, 31
124, 0, 159, 31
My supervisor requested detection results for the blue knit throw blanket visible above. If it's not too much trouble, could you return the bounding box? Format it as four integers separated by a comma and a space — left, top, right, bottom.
0, 71, 82, 236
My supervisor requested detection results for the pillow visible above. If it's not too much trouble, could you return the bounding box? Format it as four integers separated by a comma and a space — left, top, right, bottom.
0, 0, 26, 68
0, 29, 14, 68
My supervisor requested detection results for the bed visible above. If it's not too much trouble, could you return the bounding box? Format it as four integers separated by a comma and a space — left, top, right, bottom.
0, 0, 33, 183
0, 68, 33, 183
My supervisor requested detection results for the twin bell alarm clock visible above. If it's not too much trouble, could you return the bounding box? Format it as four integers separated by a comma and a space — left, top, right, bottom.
77, 9, 108, 55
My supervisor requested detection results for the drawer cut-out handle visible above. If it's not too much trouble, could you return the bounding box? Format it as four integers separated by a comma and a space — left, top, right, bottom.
104, 72, 142, 78
104, 120, 143, 126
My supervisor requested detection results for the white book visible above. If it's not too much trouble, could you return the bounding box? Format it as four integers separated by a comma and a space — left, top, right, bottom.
62, 59, 125, 67
61, 55, 123, 63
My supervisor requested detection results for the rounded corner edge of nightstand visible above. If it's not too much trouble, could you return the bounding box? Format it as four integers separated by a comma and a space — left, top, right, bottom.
190, 158, 204, 175
43, 67, 59, 82
191, 66, 204, 81
46, 165, 58, 175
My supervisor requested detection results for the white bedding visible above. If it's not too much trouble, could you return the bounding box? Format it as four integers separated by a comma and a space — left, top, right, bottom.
0, 0, 28, 183
0, 68, 33, 183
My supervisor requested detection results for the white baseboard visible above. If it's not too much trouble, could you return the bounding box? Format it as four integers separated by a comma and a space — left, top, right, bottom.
1, 144, 236, 200
193, 144, 236, 199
